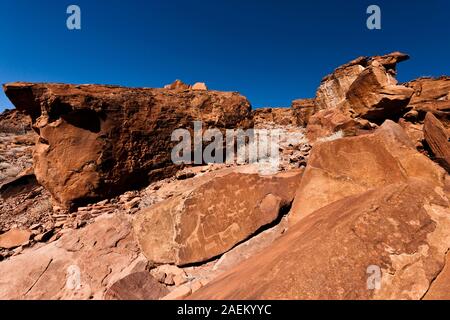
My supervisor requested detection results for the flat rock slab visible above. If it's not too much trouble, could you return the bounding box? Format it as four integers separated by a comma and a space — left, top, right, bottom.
0, 229, 31, 249
133, 170, 302, 266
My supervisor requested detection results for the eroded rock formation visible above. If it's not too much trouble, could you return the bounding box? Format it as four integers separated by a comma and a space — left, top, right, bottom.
3, 83, 253, 208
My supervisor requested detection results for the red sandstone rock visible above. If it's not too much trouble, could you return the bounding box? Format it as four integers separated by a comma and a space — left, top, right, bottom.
291, 98, 317, 127
252, 107, 298, 127
0, 214, 146, 299
3, 82, 253, 208
190, 179, 450, 299
292, 120, 446, 224
133, 170, 302, 266
423, 112, 450, 172
0, 229, 31, 249
405, 77, 450, 126
104, 272, 169, 300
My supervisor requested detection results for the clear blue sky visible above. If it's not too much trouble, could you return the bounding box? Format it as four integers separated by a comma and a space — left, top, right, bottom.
1, 0, 449, 111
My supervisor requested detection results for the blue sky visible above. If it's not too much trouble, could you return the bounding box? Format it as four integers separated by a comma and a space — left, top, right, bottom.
0, 0, 449, 111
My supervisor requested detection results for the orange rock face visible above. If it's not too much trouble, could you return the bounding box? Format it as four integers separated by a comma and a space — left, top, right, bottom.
291, 98, 317, 127
424, 112, 450, 172
252, 107, 298, 127
0, 229, 31, 249
292, 120, 446, 223
190, 179, 450, 300
3, 83, 252, 208
406, 77, 450, 125
104, 272, 169, 300
133, 170, 302, 266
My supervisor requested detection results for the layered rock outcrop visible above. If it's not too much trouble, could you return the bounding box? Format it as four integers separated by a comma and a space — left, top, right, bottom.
4, 83, 253, 208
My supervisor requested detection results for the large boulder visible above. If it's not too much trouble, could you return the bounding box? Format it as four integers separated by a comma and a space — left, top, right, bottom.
315, 52, 410, 111
3, 83, 253, 208
345, 62, 414, 122
190, 179, 450, 300
133, 170, 302, 266
291, 120, 446, 224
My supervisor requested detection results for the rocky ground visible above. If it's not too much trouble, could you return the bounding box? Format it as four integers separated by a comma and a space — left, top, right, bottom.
0, 52, 449, 300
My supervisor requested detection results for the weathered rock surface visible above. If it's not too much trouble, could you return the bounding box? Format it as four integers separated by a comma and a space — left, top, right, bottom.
305, 107, 373, 142
252, 108, 298, 127
345, 63, 414, 122
304, 52, 413, 142
0, 214, 146, 299
291, 98, 317, 127
4, 83, 253, 208
291, 120, 446, 223
315, 56, 367, 110
133, 170, 302, 266
190, 179, 450, 299
423, 112, 450, 172
104, 272, 169, 300
0, 109, 31, 133
406, 77, 450, 125
0, 229, 31, 249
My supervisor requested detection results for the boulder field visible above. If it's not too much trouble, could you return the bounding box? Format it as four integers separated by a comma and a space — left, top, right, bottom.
1, 53, 450, 300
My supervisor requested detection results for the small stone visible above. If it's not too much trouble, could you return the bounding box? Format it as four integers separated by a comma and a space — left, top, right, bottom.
29, 223, 41, 230
176, 171, 195, 180
164, 274, 175, 286
153, 271, 166, 284
161, 285, 192, 300
12, 246, 23, 255
124, 197, 141, 210
173, 274, 188, 286
0, 229, 31, 249
48, 233, 62, 243
96, 199, 109, 206
54, 221, 65, 228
